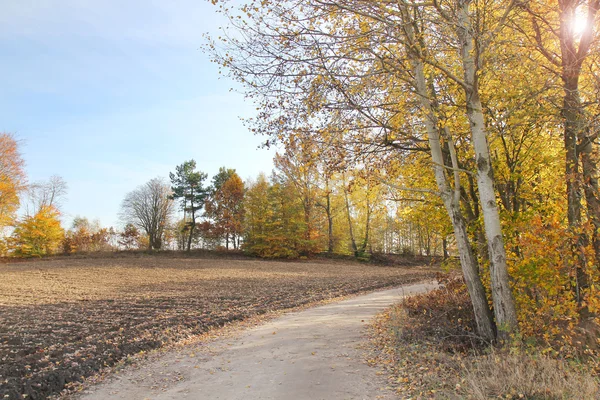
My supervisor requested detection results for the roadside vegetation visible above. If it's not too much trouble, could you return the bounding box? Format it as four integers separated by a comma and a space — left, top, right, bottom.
368, 275, 600, 398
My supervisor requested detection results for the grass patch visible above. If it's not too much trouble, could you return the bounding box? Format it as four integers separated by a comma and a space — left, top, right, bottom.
462, 352, 598, 399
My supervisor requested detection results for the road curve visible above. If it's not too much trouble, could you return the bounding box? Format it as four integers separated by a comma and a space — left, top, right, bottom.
79, 281, 437, 400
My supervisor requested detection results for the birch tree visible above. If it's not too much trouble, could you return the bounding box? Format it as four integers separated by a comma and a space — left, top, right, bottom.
208, 0, 525, 339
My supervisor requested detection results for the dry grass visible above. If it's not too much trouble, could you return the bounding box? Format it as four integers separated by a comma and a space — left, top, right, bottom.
0, 254, 434, 400
463, 352, 599, 399
367, 277, 600, 399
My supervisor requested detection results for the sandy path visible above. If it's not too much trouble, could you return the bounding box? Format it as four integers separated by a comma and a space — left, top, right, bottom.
79, 281, 436, 400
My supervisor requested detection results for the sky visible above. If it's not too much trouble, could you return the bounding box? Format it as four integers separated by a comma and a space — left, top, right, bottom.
0, 0, 275, 228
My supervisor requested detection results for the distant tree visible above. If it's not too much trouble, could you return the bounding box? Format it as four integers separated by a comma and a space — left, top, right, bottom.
169, 160, 209, 252
196, 220, 224, 250
205, 170, 245, 249
171, 219, 190, 251
63, 217, 91, 253
242, 174, 271, 255
243, 174, 306, 258
63, 217, 112, 253
26, 175, 68, 216
118, 223, 141, 250
119, 178, 174, 250
0, 133, 27, 231
274, 146, 325, 254
211, 167, 237, 192
10, 205, 64, 257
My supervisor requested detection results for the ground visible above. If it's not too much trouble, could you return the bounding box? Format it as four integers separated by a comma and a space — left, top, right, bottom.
0, 253, 435, 400
76, 283, 437, 400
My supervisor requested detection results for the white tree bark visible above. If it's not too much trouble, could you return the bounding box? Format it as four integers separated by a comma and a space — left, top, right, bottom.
456, 0, 518, 338
402, 8, 496, 340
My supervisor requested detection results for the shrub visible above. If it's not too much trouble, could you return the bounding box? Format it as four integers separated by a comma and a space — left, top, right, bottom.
399, 275, 486, 352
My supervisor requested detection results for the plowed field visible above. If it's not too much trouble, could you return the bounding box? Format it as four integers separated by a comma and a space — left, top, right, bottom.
0, 254, 434, 399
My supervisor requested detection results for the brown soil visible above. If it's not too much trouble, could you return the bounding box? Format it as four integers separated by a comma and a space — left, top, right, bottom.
0, 255, 435, 399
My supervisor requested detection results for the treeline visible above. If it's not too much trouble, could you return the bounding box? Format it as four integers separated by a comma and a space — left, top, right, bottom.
0, 134, 442, 258
115, 158, 448, 257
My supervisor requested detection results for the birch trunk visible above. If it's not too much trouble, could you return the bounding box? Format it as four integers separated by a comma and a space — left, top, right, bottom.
456, 0, 518, 337
401, 10, 496, 340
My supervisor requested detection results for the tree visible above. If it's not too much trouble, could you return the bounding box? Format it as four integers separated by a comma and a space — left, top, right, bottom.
274, 143, 324, 255
211, 167, 237, 192
120, 178, 174, 250
242, 174, 271, 255
205, 171, 245, 249
208, 0, 515, 340
10, 205, 63, 257
169, 160, 209, 251
521, 0, 600, 301
243, 172, 315, 258
0, 133, 26, 231
63, 217, 112, 253
26, 175, 68, 216
171, 219, 190, 251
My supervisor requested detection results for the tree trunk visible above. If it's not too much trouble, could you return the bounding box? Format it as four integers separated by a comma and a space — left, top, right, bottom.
582, 140, 600, 260
456, 0, 517, 339
443, 237, 449, 259
466, 91, 518, 338
303, 197, 312, 252
326, 185, 334, 253
359, 190, 371, 254
402, 20, 496, 340
564, 79, 588, 298
150, 232, 162, 251
342, 176, 359, 257
187, 221, 194, 252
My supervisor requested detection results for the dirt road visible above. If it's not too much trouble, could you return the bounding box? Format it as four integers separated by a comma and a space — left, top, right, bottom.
79, 282, 436, 400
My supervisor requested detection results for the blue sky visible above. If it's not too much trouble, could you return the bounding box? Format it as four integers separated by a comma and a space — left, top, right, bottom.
0, 0, 275, 228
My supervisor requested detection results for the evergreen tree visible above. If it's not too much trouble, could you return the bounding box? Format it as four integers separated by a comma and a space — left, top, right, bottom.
169, 160, 208, 252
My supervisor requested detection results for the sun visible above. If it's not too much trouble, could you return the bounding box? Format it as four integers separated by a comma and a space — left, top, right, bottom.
572, 10, 589, 37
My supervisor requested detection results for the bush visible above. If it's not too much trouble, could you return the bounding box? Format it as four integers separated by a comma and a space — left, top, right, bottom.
399, 275, 487, 352
369, 275, 600, 399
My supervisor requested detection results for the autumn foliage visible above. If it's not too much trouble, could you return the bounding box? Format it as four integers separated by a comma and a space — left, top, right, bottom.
62, 217, 114, 254
0, 133, 26, 231
9, 206, 64, 257
205, 0, 600, 356
205, 171, 245, 249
